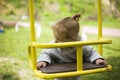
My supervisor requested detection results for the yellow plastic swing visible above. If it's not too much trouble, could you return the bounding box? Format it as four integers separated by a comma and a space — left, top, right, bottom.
28, 0, 112, 79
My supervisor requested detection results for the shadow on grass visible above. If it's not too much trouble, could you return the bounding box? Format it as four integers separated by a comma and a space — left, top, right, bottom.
81, 56, 120, 80
105, 56, 120, 80
0, 62, 20, 80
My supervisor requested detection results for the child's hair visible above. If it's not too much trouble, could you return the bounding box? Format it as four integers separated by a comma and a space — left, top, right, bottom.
52, 14, 81, 42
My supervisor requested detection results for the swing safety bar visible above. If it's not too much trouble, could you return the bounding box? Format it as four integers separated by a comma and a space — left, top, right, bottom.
28, 39, 112, 79
28, 0, 112, 79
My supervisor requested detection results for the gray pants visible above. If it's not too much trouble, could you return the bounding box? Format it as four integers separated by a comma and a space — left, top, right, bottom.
54, 76, 80, 80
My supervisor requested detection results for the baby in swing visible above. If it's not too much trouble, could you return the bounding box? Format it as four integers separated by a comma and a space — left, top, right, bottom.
37, 14, 107, 80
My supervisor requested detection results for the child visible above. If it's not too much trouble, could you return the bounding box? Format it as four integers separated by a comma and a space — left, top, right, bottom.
37, 14, 107, 80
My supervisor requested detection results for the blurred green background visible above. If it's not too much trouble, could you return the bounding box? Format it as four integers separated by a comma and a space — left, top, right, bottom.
0, 0, 120, 80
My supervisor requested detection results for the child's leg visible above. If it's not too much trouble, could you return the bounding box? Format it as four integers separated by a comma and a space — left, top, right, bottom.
54, 76, 80, 80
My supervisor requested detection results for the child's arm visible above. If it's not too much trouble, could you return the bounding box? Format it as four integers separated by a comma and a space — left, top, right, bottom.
95, 58, 107, 65
37, 47, 56, 69
37, 61, 48, 69
37, 50, 51, 69
83, 46, 107, 65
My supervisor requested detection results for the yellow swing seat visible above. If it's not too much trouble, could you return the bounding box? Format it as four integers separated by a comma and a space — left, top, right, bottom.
28, 39, 112, 79
39, 62, 107, 73
28, 0, 112, 79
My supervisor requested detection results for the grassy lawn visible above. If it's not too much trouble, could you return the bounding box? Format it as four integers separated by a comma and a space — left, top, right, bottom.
0, 19, 120, 80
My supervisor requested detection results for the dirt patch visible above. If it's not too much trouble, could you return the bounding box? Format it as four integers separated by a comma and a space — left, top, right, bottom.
18, 68, 27, 79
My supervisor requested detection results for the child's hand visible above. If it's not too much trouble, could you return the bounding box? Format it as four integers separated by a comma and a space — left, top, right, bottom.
95, 59, 107, 65
37, 61, 47, 69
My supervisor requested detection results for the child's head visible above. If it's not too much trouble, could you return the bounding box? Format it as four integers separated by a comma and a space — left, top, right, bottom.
52, 14, 81, 42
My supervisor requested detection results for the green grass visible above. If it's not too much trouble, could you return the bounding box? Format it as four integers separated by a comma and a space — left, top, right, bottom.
0, 19, 120, 80
0, 27, 39, 80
